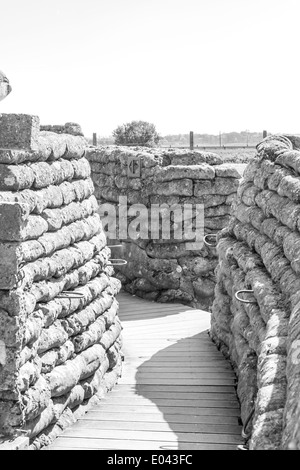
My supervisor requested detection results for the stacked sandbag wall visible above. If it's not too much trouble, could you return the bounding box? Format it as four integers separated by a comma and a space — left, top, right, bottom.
211, 134, 300, 449
0, 114, 122, 450
87, 146, 241, 308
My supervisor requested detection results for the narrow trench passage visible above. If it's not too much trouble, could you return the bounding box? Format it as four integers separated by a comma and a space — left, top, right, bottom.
49, 292, 242, 450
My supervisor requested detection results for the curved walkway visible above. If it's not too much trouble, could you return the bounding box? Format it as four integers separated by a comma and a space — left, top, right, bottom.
49, 292, 242, 450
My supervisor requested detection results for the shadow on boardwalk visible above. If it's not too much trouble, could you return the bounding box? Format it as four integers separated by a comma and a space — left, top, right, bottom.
132, 331, 242, 450
47, 293, 242, 450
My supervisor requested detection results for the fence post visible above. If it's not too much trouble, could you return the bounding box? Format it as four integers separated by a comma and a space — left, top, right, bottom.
263, 130, 267, 139
189, 131, 194, 150
93, 133, 97, 146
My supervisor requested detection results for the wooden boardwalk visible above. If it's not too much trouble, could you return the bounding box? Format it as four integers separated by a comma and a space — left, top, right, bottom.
49, 292, 242, 450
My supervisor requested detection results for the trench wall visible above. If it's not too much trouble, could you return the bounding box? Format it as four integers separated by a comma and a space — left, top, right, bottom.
87, 146, 241, 308
0, 114, 123, 449
211, 134, 300, 450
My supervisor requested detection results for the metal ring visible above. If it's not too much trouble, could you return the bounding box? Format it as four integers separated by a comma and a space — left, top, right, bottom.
203, 234, 217, 247
235, 290, 256, 304
107, 259, 128, 266
236, 444, 249, 451
56, 291, 85, 299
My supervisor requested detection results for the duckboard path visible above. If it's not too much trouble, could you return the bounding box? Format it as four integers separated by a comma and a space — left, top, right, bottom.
48, 292, 242, 450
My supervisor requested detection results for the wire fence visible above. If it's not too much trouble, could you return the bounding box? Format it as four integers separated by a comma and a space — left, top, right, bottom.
90, 130, 267, 149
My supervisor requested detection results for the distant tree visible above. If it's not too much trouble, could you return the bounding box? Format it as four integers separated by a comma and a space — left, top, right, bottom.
113, 120, 160, 147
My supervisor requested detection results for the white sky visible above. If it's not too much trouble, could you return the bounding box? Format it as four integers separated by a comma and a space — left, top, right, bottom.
1, 0, 300, 137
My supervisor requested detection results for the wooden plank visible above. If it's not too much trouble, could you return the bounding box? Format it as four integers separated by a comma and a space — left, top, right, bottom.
59, 428, 242, 445
122, 329, 208, 334
123, 349, 225, 367
89, 405, 241, 417
120, 314, 198, 320
49, 437, 238, 450
79, 411, 240, 425
120, 311, 203, 318
120, 314, 196, 320
125, 356, 229, 362
119, 305, 191, 313
120, 317, 203, 323
122, 324, 210, 329
121, 362, 231, 369
122, 333, 211, 338
123, 335, 212, 340
123, 336, 211, 340
123, 341, 213, 346
122, 369, 233, 376
126, 347, 207, 353
122, 345, 218, 351
119, 308, 188, 315
122, 332, 211, 338
123, 335, 210, 340
122, 336, 213, 341
123, 339, 212, 344
118, 297, 176, 303
122, 357, 228, 363
123, 356, 227, 362
122, 323, 209, 327
125, 370, 235, 377
121, 318, 208, 324
123, 333, 211, 339
118, 296, 189, 305
124, 334, 212, 340
122, 365, 232, 372
123, 321, 207, 325
123, 364, 230, 369
121, 373, 235, 381
123, 328, 207, 334
117, 295, 157, 302
121, 374, 235, 381
76, 419, 241, 435
122, 323, 208, 329
119, 378, 235, 385
110, 391, 237, 400
124, 376, 236, 383
119, 304, 192, 311
122, 355, 223, 360
121, 320, 205, 326
123, 359, 226, 365
122, 327, 209, 333
120, 311, 196, 318
119, 301, 190, 309
123, 342, 218, 348
120, 316, 194, 323
119, 309, 194, 314
122, 350, 223, 356
98, 397, 239, 409
115, 384, 237, 393
122, 321, 207, 328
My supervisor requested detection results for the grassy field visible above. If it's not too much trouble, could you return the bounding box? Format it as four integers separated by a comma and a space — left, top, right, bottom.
160, 145, 257, 164
214, 147, 256, 163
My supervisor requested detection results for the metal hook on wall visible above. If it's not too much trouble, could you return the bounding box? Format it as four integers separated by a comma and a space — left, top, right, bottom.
56, 291, 85, 299
107, 259, 128, 266
236, 406, 255, 450
203, 234, 218, 247
241, 408, 255, 440
235, 289, 256, 304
